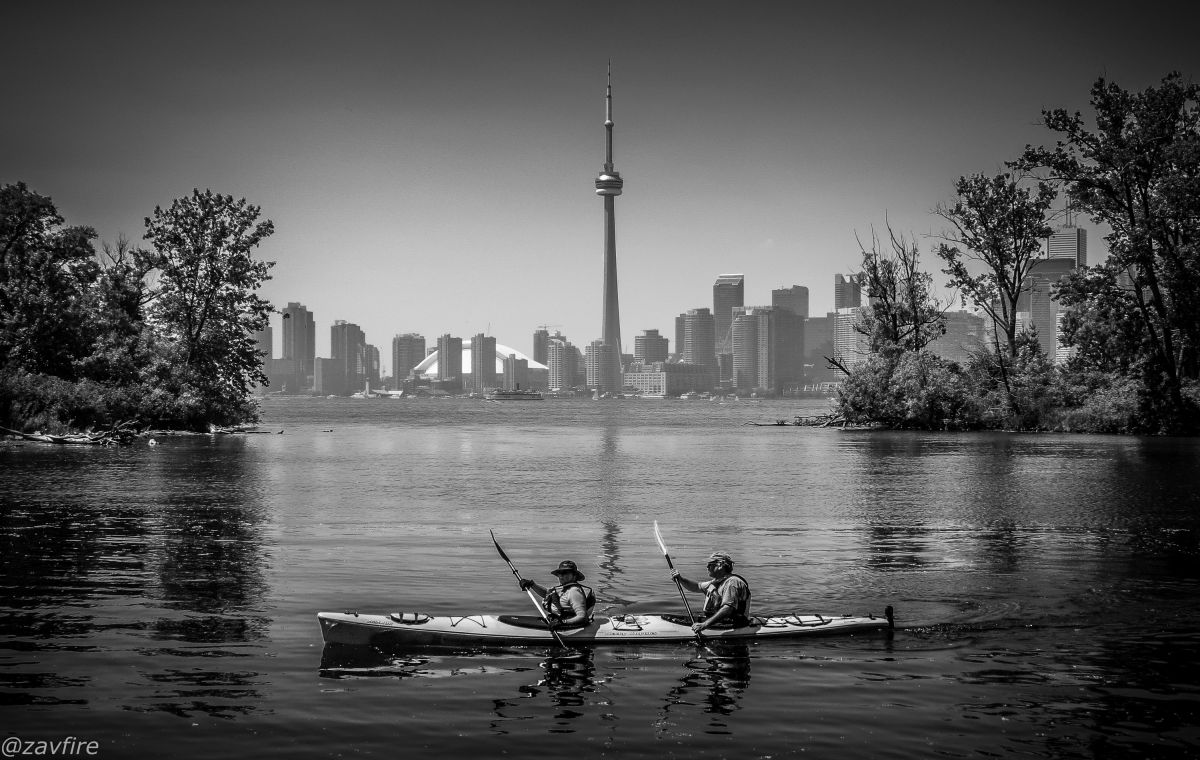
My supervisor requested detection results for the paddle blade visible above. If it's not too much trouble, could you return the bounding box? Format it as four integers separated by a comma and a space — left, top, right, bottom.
653, 520, 668, 555
490, 529, 511, 562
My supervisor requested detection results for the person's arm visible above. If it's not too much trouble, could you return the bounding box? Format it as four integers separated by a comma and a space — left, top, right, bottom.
670, 569, 702, 593
555, 587, 589, 625
518, 579, 547, 597
692, 603, 734, 632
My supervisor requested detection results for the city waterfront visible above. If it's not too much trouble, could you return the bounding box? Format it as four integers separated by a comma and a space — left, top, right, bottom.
2, 397, 1199, 758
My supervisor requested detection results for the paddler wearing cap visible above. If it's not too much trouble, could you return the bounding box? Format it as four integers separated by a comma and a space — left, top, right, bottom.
671, 552, 752, 633
518, 560, 596, 627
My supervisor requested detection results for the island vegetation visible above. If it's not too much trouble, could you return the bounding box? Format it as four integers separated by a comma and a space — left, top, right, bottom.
833, 72, 1200, 435
1, 186, 274, 435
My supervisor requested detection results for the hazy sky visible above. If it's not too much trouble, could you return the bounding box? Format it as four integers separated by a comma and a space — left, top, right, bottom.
4, 1, 1198, 373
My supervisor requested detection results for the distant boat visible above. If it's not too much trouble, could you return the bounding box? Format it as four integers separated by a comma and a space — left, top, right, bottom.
680, 391, 700, 400
484, 388, 543, 401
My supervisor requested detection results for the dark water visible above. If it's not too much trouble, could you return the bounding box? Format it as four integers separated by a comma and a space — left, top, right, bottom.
2, 397, 1199, 758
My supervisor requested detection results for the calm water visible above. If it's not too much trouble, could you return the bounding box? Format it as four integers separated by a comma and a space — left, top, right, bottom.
2, 396, 1199, 759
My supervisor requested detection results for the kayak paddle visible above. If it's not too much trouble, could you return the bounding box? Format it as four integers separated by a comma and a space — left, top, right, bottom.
653, 521, 701, 636
490, 530, 572, 651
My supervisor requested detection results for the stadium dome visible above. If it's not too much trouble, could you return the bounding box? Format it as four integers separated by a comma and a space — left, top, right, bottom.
410, 338, 548, 379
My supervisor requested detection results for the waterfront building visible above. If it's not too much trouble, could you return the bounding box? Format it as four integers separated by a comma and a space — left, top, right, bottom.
471, 333, 497, 392
1015, 225, 1087, 362
532, 328, 550, 367
436, 334, 463, 391
501, 353, 529, 391
623, 361, 714, 397
391, 333, 426, 385
833, 307, 869, 370
731, 306, 775, 392
680, 308, 717, 371
634, 329, 669, 363
713, 274, 745, 376
546, 335, 577, 391
330, 320, 366, 396
803, 315, 836, 383
281, 302, 315, 391
364, 343, 380, 389
594, 66, 625, 395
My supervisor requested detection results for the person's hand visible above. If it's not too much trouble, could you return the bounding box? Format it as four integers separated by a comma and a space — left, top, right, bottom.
691, 622, 706, 634
518, 579, 533, 590
670, 569, 681, 580
546, 615, 562, 627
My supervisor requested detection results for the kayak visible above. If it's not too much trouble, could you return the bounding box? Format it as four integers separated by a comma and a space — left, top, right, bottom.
318, 606, 894, 647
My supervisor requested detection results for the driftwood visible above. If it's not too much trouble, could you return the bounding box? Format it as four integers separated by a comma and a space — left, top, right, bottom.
744, 414, 850, 428
0, 420, 142, 446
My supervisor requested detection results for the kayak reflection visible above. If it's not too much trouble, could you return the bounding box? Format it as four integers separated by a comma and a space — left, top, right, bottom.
661, 642, 752, 725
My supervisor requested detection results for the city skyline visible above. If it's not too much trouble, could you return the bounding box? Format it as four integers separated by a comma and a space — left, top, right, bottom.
4, 2, 1196, 372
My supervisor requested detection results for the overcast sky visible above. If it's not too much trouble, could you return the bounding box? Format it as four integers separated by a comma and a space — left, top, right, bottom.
4, 1, 1198, 372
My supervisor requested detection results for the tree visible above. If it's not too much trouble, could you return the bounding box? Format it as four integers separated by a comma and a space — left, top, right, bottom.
0, 182, 100, 379
854, 223, 947, 353
141, 190, 275, 426
933, 171, 1057, 358
1016, 72, 1200, 430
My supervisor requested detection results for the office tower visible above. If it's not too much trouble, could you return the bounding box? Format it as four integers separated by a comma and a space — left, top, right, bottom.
1048, 224, 1087, 266
594, 65, 625, 395
680, 308, 717, 370
471, 333, 497, 392
731, 306, 775, 391
532, 328, 550, 367
634, 329, 669, 363
330, 320, 366, 396
771, 303, 805, 391
392, 333, 426, 385
772, 285, 809, 318
833, 308, 868, 370
834, 273, 864, 310
282, 302, 315, 388
547, 336, 577, 391
713, 274, 745, 355
674, 314, 685, 359
364, 344, 380, 389
437, 334, 463, 390
501, 353, 529, 391
1018, 258, 1078, 361
803, 315, 836, 383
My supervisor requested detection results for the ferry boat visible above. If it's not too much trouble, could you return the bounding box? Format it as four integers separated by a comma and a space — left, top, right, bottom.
484, 388, 544, 401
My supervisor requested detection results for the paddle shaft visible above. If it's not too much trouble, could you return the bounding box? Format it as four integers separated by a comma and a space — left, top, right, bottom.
490, 531, 571, 650
653, 521, 700, 628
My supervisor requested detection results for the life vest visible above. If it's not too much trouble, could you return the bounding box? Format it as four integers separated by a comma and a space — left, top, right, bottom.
703, 573, 752, 627
545, 582, 596, 621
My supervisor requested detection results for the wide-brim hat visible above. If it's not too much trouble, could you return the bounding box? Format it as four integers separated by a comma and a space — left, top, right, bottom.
707, 552, 734, 567
551, 560, 585, 580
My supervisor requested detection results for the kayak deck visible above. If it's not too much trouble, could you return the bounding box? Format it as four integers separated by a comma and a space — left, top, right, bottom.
318, 607, 894, 647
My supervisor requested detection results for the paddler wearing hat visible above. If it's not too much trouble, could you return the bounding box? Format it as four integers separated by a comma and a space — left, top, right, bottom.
518, 560, 596, 627
671, 551, 752, 633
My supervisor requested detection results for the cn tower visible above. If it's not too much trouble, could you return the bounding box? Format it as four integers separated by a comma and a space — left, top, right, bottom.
594, 64, 624, 395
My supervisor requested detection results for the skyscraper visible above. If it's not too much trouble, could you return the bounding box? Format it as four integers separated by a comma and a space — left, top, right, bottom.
282, 301, 315, 389
834, 273, 864, 310
772, 285, 809, 318
437, 334, 463, 391
731, 306, 775, 392
594, 65, 625, 395
392, 333, 426, 386
1047, 224, 1087, 266
634, 329, 669, 363
713, 274, 745, 356
330, 320, 366, 396
471, 333, 497, 392
532, 328, 550, 367
680, 308, 717, 371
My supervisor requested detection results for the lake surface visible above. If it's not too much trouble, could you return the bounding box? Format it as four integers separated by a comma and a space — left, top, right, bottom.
3, 396, 1199, 759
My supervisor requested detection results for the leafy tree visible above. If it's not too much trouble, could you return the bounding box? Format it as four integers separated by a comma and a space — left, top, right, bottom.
1016, 72, 1200, 431
837, 347, 976, 430
141, 190, 275, 426
933, 171, 1057, 358
853, 223, 947, 353
0, 182, 100, 378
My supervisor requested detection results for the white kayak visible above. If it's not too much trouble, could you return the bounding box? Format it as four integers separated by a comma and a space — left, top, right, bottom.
318, 607, 894, 647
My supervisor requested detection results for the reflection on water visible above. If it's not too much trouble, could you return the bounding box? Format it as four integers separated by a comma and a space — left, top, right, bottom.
659, 643, 752, 734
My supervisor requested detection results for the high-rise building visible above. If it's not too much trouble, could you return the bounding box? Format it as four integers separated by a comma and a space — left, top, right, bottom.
772, 285, 809, 319
680, 308, 716, 371
927, 311, 986, 365
391, 333, 426, 386
364, 344, 380, 389
330, 320, 366, 396
253, 325, 272, 361
834, 273, 864, 310
803, 315, 836, 383
471, 333, 497, 392
833, 307, 868, 370
731, 306, 775, 392
532, 328, 550, 367
436, 334, 463, 390
547, 336, 577, 392
1048, 225, 1087, 266
1012, 224, 1088, 362
634, 329, 669, 363
282, 302, 315, 389
501, 353, 529, 391
713, 274, 745, 356
594, 66, 625, 395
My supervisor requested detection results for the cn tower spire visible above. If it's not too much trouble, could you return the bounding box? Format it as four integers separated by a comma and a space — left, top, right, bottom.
595, 63, 624, 395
